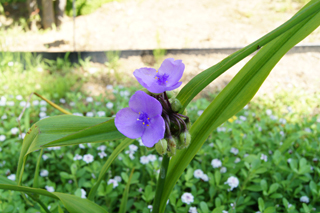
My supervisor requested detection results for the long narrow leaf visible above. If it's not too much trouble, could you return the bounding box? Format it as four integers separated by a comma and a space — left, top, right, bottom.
176, 0, 320, 112
88, 138, 134, 200
119, 168, 135, 213
0, 183, 108, 213
16, 115, 124, 185
159, 8, 320, 212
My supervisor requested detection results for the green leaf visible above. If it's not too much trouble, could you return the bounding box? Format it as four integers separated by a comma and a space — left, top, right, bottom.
200, 201, 210, 213
268, 183, 279, 195
16, 115, 125, 185
160, 10, 320, 209
264, 206, 276, 213
302, 203, 310, 213
211, 206, 225, 213
260, 179, 268, 192
0, 183, 108, 213
270, 193, 283, 199
88, 138, 134, 200
119, 168, 135, 213
214, 171, 221, 185
176, 1, 320, 112
258, 197, 265, 212
309, 181, 318, 195
245, 185, 262, 192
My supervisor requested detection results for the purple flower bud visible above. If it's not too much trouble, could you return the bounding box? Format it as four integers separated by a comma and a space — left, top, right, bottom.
115, 91, 165, 147
133, 58, 185, 94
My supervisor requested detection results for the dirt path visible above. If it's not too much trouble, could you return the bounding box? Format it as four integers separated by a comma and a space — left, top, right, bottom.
1, 0, 320, 51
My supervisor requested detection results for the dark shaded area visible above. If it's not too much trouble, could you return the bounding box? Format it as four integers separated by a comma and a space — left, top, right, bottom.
44, 39, 68, 48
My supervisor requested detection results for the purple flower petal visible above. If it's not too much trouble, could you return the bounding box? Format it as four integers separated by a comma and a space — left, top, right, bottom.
158, 58, 184, 86
133, 58, 185, 93
141, 115, 165, 147
115, 108, 145, 139
133, 67, 157, 88
129, 91, 162, 118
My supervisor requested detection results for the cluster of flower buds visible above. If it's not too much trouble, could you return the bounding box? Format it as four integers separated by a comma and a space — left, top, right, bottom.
149, 90, 191, 156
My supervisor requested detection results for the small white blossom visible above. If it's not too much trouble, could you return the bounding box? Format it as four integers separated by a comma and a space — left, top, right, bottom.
220, 167, 227, 173
7, 174, 16, 181
225, 176, 239, 191
300, 196, 309, 203
86, 97, 93, 102
1, 114, 7, 119
108, 179, 118, 188
0, 135, 6, 141
79, 144, 85, 149
230, 147, 239, 155
197, 110, 204, 116
83, 154, 94, 164
42, 154, 49, 161
304, 128, 311, 133
148, 205, 153, 212
70, 102, 75, 106
6, 101, 14, 106
217, 127, 226, 132
40, 169, 49, 177
201, 174, 209, 182
106, 102, 114, 109
222, 211, 228, 213
279, 118, 286, 124
148, 154, 157, 162
16, 95, 22, 100
288, 203, 292, 208
140, 156, 149, 164
32, 100, 39, 106
260, 154, 268, 162
234, 157, 241, 163
40, 107, 47, 112
106, 85, 113, 90
81, 188, 86, 198
120, 90, 130, 97
266, 109, 272, 116
86, 112, 94, 117
239, 116, 246, 121
129, 144, 138, 152
98, 152, 107, 159
97, 145, 107, 151
73, 112, 83, 116
45, 186, 54, 192
114, 176, 122, 182
73, 154, 82, 161
87, 143, 92, 148
211, 159, 222, 168
59, 98, 66, 103
11, 127, 19, 135
40, 100, 47, 106
189, 206, 198, 213
181, 192, 194, 204
97, 111, 106, 117
39, 112, 47, 118
194, 169, 204, 179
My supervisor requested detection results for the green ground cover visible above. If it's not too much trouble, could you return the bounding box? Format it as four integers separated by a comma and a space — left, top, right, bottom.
0, 53, 319, 212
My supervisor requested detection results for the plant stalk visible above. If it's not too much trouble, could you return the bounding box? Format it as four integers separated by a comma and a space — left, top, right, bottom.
152, 154, 170, 213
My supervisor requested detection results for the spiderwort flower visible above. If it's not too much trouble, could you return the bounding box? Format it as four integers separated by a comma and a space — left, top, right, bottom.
133, 58, 185, 94
115, 91, 165, 147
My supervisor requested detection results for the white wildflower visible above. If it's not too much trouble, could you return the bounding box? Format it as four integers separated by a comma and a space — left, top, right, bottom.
11, 127, 19, 135
40, 170, 49, 177
97, 145, 106, 151
83, 154, 94, 164
16, 95, 22, 100
211, 159, 222, 168
300, 196, 309, 203
140, 156, 149, 164
234, 157, 241, 163
40, 100, 47, 106
98, 152, 107, 159
81, 188, 86, 198
194, 169, 204, 179
220, 167, 227, 173
129, 144, 138, 152
42, 154, 49, 161
266, 109, 272, 116
39, 112, 46, 118
73, 112, 83, 116
148, 154, 157, 162
225, 176, 239, 191
79, 144, 85, 149
114, 176, 122, 182
59, 98, 66, 103
106, 102, 114, 109
86, 112, 94, 117
230, 147, 239, 155
0, 135, 6, 141
260, 154, 268, 162
45, 186, 54, 192
86, 97, 93, 102
97, 111, 106, 117
7, 174, 16, 181
108, 179, 118, 188
181, 192, 194, 204
201, 174, 209, 182
189, 206, 198, 213
73, 154, 82, 161
106, 85, 113, 90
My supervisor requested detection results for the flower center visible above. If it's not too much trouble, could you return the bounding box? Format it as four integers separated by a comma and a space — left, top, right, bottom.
137, 112, 150, 126
154, 73, 169, 86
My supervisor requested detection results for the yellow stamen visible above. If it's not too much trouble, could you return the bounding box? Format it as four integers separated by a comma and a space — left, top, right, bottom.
137, 118, 139, 120
156, 70, 158, 73
147, 124, 149, 126
148, 118, 150, 120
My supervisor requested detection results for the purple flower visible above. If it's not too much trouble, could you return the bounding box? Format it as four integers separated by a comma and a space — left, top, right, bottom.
115, 91, 165, 147
133, 58, 185, 93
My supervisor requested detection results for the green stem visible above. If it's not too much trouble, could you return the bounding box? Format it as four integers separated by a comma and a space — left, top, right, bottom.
29, 194, 51, 213
153, 155, 170, 213
33, 149, 43, 188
